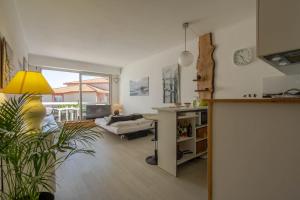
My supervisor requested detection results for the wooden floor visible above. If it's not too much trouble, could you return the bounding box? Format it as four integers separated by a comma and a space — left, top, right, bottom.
55, 132, 207, 200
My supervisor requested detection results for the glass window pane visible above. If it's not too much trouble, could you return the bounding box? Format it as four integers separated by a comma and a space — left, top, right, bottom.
42, 69, 80, 122
81, 74, 110, 120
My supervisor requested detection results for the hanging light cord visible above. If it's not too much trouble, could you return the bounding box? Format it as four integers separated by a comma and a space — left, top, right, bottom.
184, 24, 187, 51
182, 22, 198, 45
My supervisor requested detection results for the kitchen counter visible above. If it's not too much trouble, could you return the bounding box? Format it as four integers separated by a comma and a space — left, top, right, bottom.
206, 98, 300, 104
152, 106, 208, 112
208, 99, 300, 200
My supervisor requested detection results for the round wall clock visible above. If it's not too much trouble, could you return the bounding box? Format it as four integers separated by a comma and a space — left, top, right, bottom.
233, 48, 253, 66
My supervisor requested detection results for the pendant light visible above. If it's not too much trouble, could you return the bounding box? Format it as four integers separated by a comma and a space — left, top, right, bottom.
178, 22, 194, 67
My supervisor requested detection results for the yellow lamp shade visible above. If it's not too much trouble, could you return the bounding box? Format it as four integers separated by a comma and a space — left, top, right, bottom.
2, 71, 53, 94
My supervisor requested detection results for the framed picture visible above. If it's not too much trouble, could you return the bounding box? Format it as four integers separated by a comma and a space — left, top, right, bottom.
0, 37, 2, 88
162, 64, 181, 103
0, 36, 14, 88
130, 77, 149, 96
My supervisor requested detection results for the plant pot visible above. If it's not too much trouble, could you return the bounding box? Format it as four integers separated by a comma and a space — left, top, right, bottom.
39, 192, 55, 200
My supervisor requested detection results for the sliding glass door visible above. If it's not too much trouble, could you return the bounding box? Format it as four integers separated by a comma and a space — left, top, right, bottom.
80, 73, 110, 120
42, 69, 111, 122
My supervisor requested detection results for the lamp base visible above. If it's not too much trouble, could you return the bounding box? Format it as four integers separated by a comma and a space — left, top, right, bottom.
22, 96, 46, 130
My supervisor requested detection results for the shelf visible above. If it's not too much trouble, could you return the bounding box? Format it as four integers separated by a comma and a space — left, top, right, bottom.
196, 151, 208, 157
177, 153, 195, 165
196, 137, 207, 142
195, 88, 211, 92
177, 114, 198, 120
196, 124, 208, 129
177, 136, 194, 143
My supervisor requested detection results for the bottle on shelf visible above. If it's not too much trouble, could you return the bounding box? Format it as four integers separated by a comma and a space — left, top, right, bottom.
177, 122, 181, 139
192, 96, 199, 108
187, 123, 192, 137
178, 120, 192, 138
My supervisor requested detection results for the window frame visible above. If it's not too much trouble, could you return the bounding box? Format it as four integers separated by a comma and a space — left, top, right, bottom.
40, 67, 112, 120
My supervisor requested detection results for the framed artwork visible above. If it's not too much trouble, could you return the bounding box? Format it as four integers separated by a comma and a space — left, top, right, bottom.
162, 64, 181, 103
0, 38, 13, 88
0, 37, 2, 88
130, 77, 149, 96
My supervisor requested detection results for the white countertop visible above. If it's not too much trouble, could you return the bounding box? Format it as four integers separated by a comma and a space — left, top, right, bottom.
152, 106, 208, 112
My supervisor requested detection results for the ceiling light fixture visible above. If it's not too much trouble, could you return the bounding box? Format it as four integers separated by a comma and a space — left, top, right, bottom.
178, 22, 194, 67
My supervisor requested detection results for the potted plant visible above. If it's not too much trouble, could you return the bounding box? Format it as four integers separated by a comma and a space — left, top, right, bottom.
0, 95, 101, 200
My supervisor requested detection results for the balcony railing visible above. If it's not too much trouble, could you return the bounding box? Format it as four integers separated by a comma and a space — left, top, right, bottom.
43, 102, 85, 122
43, 101, 109, 122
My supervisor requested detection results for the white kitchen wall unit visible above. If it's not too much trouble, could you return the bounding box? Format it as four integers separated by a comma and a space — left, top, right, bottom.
257, 0, 300, 74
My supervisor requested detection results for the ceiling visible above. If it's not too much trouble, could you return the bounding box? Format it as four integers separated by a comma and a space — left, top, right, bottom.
16, 0, 255, 67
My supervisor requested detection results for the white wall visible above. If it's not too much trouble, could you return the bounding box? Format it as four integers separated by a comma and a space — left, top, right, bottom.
0, 0, 28, 70
120, 40, 197, 114
64, 93, 80, 102
120, 16, 282, 114
263, 75, 300, 94
29, 54, 121, 75
214, 17, 282, 98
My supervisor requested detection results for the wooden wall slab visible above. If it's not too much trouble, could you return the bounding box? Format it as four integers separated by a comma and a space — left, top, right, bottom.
196, 33, 215, 99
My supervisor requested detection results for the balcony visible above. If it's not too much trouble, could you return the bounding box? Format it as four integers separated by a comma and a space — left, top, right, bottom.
43, 101, 105, 122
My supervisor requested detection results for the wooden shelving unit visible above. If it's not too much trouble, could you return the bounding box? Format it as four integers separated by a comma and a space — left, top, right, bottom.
177, 153, 195, 165
153, 107, 208, 176
177, 114, 198, 120
177, 136, 194, 143
195, 120, 208, 158
196, 124, 208, 129
176, 110, 208, 166
196, 137, 207, 142
196, 151, 208, 157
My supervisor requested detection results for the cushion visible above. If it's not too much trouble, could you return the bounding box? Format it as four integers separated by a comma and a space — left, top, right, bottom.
104, 116, 111, 123
131, 114, 143, 120
106, 114, 144, 126
41, 114, 59, 132
46, 107, 53, 115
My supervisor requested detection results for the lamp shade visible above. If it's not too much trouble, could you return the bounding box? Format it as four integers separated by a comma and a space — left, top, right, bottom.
178, 50, 194, 67
112, 104, 123, 112
2, 71, 53, 94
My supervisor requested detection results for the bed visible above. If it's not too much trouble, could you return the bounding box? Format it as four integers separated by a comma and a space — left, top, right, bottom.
95, 117, 154, 135
87, 105, 154, 138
